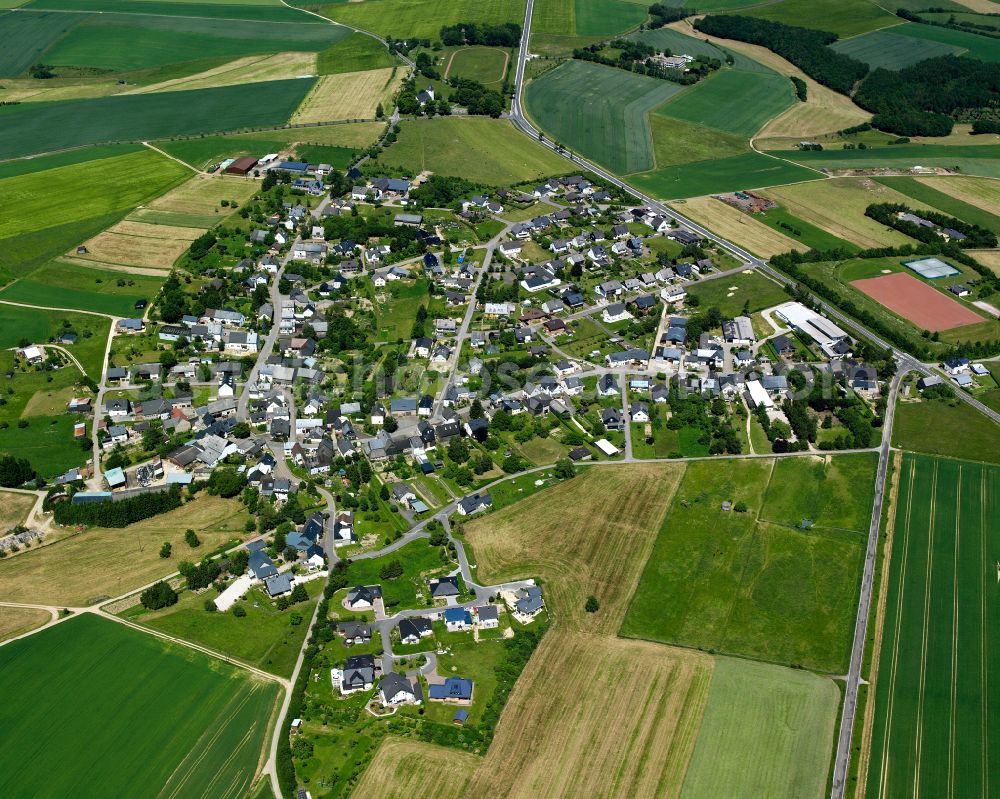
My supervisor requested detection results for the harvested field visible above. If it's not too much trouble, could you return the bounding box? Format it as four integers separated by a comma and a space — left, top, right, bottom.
678, 196, 804, 258
851, 272, 983, 331
0, 495, 248, 605
130, 52, 318, 94
351, 739, 478, 799
75, 222, 197, 270
916, 175, 1000, 217
0, 489, 38, 527
969, 248, 1000, 276
467, 631, 712, 799
762, 179, 917, 248
146, 173, 258, 216
0, 607, 51, 643
466, 463, 684, 632
291, 68, 403, 122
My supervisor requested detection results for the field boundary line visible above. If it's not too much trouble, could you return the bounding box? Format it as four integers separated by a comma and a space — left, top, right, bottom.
877, 455, 916, 799
948, 466, 962, 799
0, 297, 116, 319
142, 141, 200, 174
857, 449, 901, 799
913, 459, 939, 798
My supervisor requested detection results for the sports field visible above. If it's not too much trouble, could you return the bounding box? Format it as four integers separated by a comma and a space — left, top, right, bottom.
379, 117, 568, 184
762, 178, 918, 249
680, 657, 838, 799
621, 457, 872, 673
0, 77, 315, 159
0, 495, 248, 605
445, 46, 508, 84
525, 59, 683, 174
320, 0, 527, 39
852, 273, 984, 331
291, 67, 402, 122
656, 68, 794, 138
741, 0, 898, 37
830, 27, 965, 70
864, 454, 1000, 798
630, 151, 819, 200
0, 613, 279, 798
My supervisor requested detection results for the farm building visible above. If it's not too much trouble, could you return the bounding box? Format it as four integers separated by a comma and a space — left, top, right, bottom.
225, 157, 258, 175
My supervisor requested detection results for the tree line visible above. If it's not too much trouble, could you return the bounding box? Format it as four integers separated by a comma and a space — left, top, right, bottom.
440, 22, 521, 47
865, 202, 998, 249
51, 485, 183, 528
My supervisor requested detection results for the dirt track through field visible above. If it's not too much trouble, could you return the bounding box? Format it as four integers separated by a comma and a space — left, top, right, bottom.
851, 272, 983, 331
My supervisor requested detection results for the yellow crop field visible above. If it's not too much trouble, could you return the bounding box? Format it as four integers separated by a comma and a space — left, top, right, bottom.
679, 196, 805, 258
131, 52, 318, 94
147, 174, 258, 216
0, 490, 37, 527
969, 249, 1000, 276
76, 222, 197, 270
762, 178, 917, 248
351, 739, 478, 799
0, 607, 51, 643
0, 495, 248, 606
291, 68, 403, 122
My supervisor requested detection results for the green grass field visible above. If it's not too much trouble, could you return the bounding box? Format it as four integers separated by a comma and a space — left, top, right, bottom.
742, 0, 898, 37
0, 260, 164, 316
0, 413, 87, 477
317, 31, 397, 74
0, 9, 86, 77
574, 0, 646, 36
680, 657, 839, 799
378, 116, 568, 184
683, 268, 789, 316
756, 204, 861, 253
41, 12, 345, 72
0, 614, 279, 798
0, 142, 143, 179
0, 77, 316, 159
446, 46, 508, 84
648, 114, 747, 167
0, 304, 110, 377
319, 0, 526, 39
772, 143, 1000, 179
376, 278, 429, 342
293, 143, 358, 169
340, 538, 455, 611
874, 176, 1000, 234
865, 454, 1000, 798
893, 396, 1000, 464
25, 0, 317, 21
830, 26, 965, 70
655, 68, 794, 138
887, 20, 1000, 62
525, 59, 683, 173
630, 151, 820, 200
621, 457, 871, 673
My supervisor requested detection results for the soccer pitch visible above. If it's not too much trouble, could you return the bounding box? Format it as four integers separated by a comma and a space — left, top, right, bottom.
865, 453, 1000, 797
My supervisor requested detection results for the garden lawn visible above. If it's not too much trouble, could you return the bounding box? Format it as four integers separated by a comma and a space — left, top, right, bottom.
136, 582, 321, 677
0, 304, 110, 377
630, 152, 819, 200
621, 458, 867, 673
525, 59, 684, 174
379, 117, 568, 184
342, 539, 456, 611
0, 77, 316, 159
0, 613, 279, 799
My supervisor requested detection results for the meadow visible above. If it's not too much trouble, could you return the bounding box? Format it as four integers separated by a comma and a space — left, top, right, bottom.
0, 260, 164, 316
893, 395, 1000, 464
133, 581, 321, 677
684, 268, 790, 316
40, 12, 345, 72
655, 68, 794, 139
525, 59, 683, 174
0, 148, 189, 243
761, 178, 919, 249
375, 278, 429, 342
741, 0, 898, 37
148, 173, 259, 216
75, 219, 200, 270
317, 32, 398, 74
378, 117, 568, 184
772, 143, 1000, 179
319, 0, 527, 39
621, 458, 871, 673
875, 176, 1000, 234
446, 46, 508, 84
0, 77, 316, 159
0, 614, 279, 799
0, 9, 86, 77
0, 304, 110, 377
630, 151, 819, 200
648, 115, 747, 167
679, 657, 838, 799
574, 0, 647, 36
0, 494, 248, 605
0, 489, 38, 527
830, 26, 965, 70
291, 68, 402, 122
351, 739, 478, 798
24, 0, 316, 21
757, 203, 862, 253
864, 454, 1000, 798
